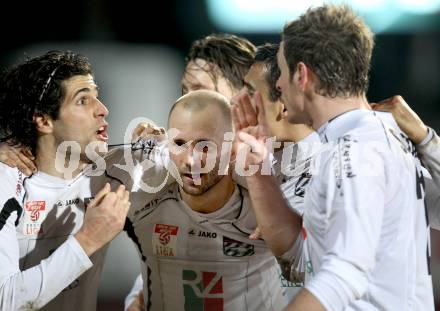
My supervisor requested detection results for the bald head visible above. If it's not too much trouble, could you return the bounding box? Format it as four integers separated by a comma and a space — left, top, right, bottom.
168, 90, 232, 132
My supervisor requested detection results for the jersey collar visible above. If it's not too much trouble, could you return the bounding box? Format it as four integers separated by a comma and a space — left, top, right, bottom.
316, 109, 371, 143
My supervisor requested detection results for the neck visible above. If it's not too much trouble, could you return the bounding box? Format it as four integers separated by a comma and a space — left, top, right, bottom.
274, 123, 314, 146
309, 94, 369, 130
180, 175, 236, 214
35, 137, 85, 179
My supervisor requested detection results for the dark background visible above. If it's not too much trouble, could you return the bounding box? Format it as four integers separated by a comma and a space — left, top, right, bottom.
1, 0, 439, 128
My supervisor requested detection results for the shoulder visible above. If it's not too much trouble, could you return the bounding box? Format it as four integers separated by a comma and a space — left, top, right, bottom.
128, 183, 178, 220
0, 163, 23, 198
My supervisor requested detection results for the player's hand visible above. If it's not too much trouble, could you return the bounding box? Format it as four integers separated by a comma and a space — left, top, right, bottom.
249, 227, 263, 240
126, 290, 144, 311
371, 95, 428, 144
232, 91, 271, 171
0, 142, 37, 176
132, 122, 166, 144
75, 184, 130, 256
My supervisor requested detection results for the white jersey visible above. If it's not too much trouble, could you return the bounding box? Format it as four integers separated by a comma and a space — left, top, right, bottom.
125, 183, 289, 311
418, 128, 440, 189
0, 146, 156, 311
0, 163, 110, 311
294, 109, 434, 310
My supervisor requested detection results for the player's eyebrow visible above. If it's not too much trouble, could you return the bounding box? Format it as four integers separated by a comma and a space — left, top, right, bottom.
73, 85, 98, 98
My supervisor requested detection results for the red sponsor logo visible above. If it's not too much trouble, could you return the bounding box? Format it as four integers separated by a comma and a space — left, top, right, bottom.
154, 224, 178, 245
25, 201, 46, 222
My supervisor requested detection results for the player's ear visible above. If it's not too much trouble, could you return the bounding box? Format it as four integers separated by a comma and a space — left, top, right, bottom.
275, 101, 285, 122
33, 113, 54, 135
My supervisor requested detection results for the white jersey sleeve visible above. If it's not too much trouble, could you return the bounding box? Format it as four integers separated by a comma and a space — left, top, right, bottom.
124, 274, 143, 311
417, 128, 440, 230
305, 138, 386, 310
418, 127, 440, 189
0, 165, 92, 310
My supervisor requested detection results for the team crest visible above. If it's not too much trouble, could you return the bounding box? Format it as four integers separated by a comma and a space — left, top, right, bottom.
23, 201, 46, 235
222, 237, 255, 257
152, 224, 179, 257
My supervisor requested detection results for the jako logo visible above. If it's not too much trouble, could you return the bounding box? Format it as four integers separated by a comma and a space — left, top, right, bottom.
182, 270, 223, 311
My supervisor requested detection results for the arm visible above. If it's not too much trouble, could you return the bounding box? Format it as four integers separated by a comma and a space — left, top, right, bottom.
284, 288, 326, 311
0, 182, 129, 310
371, 95, 440, 187
124, 274, 144, 311
0, 142, 37, 176
0, 214, 93, 310
232, 92, 303, 256
371, 95, 428, 145
417, 128, 440, 190
294, 142, 385, 310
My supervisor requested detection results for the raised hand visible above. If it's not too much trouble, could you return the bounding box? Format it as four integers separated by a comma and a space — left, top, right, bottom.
75, 183, 130, 256
132, 122, 166, 144
232, 91, 271, 172
0, 142, 37, 176
371, 95, 428, 144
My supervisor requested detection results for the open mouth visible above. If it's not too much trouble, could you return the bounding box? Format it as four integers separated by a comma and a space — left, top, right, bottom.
96, 125, 109, 141
182, 173, 204, 183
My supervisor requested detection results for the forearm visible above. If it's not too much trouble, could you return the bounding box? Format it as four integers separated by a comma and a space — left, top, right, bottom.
284, 288, 326, 311
246, 174, 302, 256
0, 237, 92, 310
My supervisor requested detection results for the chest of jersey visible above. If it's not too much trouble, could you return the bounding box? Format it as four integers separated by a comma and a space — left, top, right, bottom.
129, 188, 289, 310
133, 199, 264, 261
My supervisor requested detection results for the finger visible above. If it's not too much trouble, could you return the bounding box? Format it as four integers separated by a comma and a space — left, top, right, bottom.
1, 151, 20, 168
3, 152, 33, 176
249, 227, 262, 240
115, 184, 126, 199
89, 183, 111, 208
22, 148, 35, 160
238, 131, 265, 155
377, 96, 398, 105
133, 123, 149, 139
254, 92, 268, 127
371, 102, 393, 112
240, 93, 258, 126
17, 151, 37, 173
232, 106, 243, 132
16, 163, 33, 176
122, 190, 130, 210
235, 99, 249, 128
100, 192, 118, 209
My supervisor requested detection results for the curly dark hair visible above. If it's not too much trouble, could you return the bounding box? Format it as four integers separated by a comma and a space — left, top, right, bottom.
184, 33, 256, 92
254, 43, 282, 103
0, 50, 93, 152
282, 5, 374, 98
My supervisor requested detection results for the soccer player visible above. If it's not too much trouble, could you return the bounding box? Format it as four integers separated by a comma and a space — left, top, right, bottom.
234, 5, 434, 310
125, 90, 289, 310
181, 33, 256, 99
0, 51, 130, 310
124, 41, 318, 310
